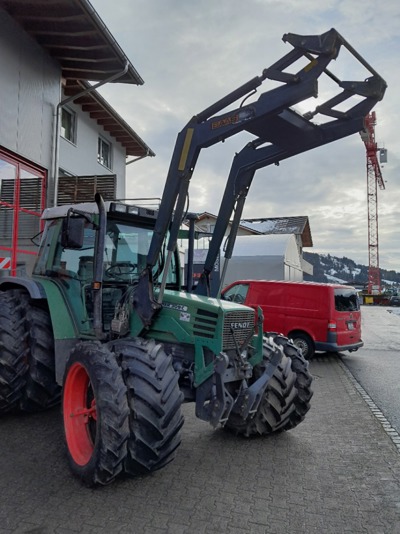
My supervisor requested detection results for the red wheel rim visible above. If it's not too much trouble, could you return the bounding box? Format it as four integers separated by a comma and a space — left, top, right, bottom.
63, 362, 97, 466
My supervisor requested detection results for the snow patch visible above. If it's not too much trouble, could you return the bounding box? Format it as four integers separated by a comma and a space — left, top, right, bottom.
325, 274, 348, 284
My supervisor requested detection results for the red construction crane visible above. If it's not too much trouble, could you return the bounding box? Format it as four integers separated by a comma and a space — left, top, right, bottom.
360, 112, 386, 294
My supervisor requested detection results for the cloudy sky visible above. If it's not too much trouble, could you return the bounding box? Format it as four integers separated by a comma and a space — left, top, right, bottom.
91, 0, 399, 272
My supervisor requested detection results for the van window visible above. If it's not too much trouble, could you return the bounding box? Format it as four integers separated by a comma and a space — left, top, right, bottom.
334, 288, 360, 312
222, 283, 249, 304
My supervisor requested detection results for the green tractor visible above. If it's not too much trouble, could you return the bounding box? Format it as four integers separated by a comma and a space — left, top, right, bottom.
0, 29, 386, 485
0, 196, 312, 485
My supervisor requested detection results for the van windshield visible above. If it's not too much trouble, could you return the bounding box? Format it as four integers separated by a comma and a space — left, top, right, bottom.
334, 288, 360, 312
222, 283, 249, 304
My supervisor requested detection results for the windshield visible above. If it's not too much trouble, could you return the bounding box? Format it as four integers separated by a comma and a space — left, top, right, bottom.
334, 288, 360, 312
222, 283, 249, 305
38, 218, 179, 287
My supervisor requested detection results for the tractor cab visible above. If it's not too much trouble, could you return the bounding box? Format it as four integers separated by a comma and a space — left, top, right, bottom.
33, 200, 181, 336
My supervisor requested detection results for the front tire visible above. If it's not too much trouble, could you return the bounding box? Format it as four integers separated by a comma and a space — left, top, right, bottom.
224, 335, 312, 437
268, 333, 313, 431
113, 338, 184, 476
63, 342, 129, 486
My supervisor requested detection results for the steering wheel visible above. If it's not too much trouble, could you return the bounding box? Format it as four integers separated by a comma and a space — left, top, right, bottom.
234, 294, 245, 304
105, 262, 137, 279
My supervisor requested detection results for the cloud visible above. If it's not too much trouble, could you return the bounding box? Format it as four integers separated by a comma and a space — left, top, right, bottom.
92, 0, 400, 271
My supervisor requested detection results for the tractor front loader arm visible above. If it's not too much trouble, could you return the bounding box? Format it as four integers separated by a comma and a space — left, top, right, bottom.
196, 83, 386, 296
135, 28, 386, 326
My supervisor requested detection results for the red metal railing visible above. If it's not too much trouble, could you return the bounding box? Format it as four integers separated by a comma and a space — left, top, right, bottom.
0, 148, 46, 276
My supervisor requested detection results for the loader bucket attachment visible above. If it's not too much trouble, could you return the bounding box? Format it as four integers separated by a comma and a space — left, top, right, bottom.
140, 27, 386, 319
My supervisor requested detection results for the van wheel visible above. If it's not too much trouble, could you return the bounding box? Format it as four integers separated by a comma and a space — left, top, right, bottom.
291, 332, 314, 360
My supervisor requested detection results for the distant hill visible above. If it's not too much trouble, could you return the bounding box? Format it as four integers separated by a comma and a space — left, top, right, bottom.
303, 252, 400, 290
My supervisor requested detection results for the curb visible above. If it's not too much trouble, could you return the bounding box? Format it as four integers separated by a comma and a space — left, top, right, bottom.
338, 357, 400, 454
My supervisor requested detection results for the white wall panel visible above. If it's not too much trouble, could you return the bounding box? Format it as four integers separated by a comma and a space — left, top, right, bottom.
59, 99, 126, 198
223, 256, 284, 287
0, 11, 20, 152
0, 8, 60, 170
0, 7, 126, 201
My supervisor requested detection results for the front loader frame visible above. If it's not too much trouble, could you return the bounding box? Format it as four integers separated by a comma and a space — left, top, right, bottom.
134, 28, 386, 323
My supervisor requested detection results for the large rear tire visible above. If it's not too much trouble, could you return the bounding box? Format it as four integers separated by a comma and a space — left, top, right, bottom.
113, 338, 184, 476
224, 335, 312, 437
63, 342, 129, 486
0, 290, 28, 413
20, 304, 61, 412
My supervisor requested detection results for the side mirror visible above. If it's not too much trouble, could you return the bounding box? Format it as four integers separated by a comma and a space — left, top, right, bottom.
61, 216, 85, 249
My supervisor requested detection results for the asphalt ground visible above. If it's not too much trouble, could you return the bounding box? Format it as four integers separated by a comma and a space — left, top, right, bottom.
1, 356, 400, 533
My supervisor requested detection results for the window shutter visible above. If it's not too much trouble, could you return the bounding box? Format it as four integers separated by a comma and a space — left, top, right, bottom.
57, 175, 116, 205
0, 178, 42, 238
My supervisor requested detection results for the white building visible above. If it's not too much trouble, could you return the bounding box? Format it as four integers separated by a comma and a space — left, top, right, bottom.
0, 0, 154, 274
192, 213, 314, 286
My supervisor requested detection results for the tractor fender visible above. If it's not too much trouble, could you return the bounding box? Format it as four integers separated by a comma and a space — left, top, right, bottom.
0, 275, 80, 386
0, 276, 46, 299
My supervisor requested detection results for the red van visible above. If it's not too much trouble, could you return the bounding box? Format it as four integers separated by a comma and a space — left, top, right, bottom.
221, 280, 363, 359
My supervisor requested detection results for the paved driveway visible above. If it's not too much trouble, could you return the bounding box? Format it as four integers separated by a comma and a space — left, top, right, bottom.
1, 357, 400, 533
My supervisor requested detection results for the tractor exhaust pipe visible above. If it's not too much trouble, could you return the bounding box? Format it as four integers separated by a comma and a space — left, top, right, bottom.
93, 193, 106, 340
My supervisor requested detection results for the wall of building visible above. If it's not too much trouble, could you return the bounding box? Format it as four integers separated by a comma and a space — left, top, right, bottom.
0, 8, 129, 276
222, 255, 284, 287
283, 234, 303, 280
0, 8, 128, 203
0, 8, 60, 171
59, 99, 127, 199
222, 234, 305, 286
284, 262, 304, 281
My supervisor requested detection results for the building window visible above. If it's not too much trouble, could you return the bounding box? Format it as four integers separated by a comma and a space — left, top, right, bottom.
61, 107, 76, 143
98, 137, 112, 169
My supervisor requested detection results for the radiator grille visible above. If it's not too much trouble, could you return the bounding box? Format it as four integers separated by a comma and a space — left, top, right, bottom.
193, 308, 218, 339
223, 310, 255, 350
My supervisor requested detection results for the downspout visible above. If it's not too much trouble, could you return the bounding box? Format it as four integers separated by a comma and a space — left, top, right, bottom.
51, 62, 129, 207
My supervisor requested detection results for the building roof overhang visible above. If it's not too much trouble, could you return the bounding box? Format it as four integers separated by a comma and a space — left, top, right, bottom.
195, 213, 313, 248
0, 0, 154, 157
64, 79, 155, 157
241, 216, 313, 247
0, 0, 143, 84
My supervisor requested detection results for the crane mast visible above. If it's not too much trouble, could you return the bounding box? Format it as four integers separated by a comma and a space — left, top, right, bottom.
360, 112, 385, 294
